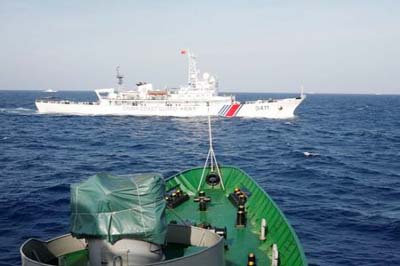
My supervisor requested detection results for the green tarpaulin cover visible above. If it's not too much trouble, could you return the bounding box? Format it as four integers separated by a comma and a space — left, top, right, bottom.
70, 173, 166, 244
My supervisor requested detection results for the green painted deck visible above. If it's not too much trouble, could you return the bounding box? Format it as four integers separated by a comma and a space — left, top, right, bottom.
165, 166, 307, 266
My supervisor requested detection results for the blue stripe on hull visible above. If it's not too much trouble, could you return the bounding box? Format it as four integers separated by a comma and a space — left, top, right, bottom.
218, 105, 229, 116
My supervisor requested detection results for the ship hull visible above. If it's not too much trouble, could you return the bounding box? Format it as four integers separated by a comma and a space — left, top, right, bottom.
35, 97, 304, 118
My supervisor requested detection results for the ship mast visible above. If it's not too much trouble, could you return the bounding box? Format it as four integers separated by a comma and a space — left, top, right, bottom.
181, 49, 200, 89
116, 66, 124, 89
197, 102, 225, 191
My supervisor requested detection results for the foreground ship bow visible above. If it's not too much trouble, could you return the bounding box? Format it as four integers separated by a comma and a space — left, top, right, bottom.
21, 115, 307, 266
21, 167, 307, 266
36, 50, 305, 118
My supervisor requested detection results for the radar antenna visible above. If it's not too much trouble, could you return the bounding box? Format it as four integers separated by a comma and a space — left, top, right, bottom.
116, 66, 124, 87
197, 102, 225, 191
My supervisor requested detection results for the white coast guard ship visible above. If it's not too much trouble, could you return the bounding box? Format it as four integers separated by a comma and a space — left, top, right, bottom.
35, 50, 305, 118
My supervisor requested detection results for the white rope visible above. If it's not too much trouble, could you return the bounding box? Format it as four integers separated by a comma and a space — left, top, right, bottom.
212, 150, 225, 190
197, 149, 211, 191
197, 102, 225, 191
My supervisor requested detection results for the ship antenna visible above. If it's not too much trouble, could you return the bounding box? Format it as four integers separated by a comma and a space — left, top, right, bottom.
116, 66, 124, 87
197, 102, 225, 191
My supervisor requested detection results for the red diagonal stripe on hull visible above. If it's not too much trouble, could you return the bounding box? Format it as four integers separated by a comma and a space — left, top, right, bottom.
225, 104, 241, 117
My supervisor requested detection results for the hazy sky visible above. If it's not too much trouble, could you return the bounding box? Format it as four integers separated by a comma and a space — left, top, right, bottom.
1, 1, 399, 94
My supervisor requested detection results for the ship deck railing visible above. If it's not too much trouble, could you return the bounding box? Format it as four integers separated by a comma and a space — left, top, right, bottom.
36, 98, 231, 106
244, 99, 278, 104
36, 99, 100, 105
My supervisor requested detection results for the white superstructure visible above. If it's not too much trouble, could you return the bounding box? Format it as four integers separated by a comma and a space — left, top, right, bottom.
36, 50, 305, 118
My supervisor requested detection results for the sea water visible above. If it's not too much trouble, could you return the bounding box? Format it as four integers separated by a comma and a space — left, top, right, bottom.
0, 91, 399, 265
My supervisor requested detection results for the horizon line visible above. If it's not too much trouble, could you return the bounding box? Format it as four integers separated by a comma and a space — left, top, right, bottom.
0, 88, 398, 96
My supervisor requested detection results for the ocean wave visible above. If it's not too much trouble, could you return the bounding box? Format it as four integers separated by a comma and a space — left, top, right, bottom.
0, 107, 37, 115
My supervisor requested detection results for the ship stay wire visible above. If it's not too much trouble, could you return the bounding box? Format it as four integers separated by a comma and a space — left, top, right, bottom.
197, 102, 225, 191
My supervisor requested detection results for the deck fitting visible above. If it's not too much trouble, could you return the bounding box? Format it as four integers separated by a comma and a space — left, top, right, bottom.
236, 210, 246, 227
194, 191, 211, 211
